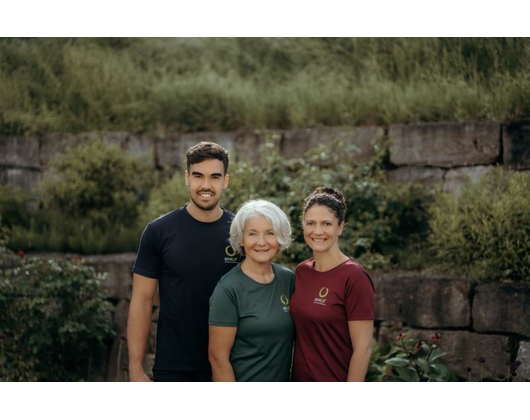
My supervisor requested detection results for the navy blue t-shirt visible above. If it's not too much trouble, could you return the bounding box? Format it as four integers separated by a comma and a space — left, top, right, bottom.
133, 207, 238, 373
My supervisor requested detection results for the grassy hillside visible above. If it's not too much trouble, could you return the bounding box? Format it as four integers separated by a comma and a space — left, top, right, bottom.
1, 37, 529, 135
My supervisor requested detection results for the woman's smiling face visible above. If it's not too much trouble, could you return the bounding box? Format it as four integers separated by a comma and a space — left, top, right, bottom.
241, 215, 280, 264
303, 205, 344, 254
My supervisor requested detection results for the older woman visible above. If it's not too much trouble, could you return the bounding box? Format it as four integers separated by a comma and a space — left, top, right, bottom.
208, 199, 294, 382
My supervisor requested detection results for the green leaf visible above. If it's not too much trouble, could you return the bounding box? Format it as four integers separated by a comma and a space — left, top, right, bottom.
384, 357, 410, 367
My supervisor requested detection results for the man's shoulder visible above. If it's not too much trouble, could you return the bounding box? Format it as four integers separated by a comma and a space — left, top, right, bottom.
221, 207, 236, 220
148, 207, 187, 229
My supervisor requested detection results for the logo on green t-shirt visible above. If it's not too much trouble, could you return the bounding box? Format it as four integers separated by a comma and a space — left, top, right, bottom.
280, 294, 290, 312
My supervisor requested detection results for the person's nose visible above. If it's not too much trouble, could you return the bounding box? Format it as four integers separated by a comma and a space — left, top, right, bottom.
257, 234, 266, 245
314, 224, 324, 235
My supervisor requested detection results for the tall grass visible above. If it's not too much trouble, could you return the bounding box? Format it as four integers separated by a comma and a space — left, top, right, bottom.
1, 38, 529, 134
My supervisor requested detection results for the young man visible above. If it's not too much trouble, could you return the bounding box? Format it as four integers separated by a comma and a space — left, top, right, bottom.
127, 142, 239, 382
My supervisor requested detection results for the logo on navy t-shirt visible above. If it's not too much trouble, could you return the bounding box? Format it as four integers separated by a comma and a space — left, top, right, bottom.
224, 245, 238, 264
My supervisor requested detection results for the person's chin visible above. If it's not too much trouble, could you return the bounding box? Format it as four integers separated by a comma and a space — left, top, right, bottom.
191, 197, 220, 211
308, 244, 329, 253
248, 252, 274, 264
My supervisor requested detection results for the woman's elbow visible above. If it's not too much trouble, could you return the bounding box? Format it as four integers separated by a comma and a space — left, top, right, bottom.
354, 341, 373, 357
208, 347, 227, 367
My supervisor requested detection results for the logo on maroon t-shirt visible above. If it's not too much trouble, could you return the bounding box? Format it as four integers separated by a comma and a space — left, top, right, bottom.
313, 287, 329, 306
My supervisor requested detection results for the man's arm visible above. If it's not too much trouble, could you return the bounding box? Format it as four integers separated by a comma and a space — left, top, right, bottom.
127, 273, 158, 382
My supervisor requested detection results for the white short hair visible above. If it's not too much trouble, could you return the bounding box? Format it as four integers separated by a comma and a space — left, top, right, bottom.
230, 199, 292, 255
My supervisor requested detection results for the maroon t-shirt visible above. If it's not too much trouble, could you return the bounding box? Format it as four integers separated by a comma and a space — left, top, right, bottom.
290, 257, 375, 382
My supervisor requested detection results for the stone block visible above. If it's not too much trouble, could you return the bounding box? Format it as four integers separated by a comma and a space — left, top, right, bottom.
82, 253, 136, 300
373, 271, 471, 328
155, 134, 182, 168
389, 122, 500, 167
123, 134, 155, 162
143, 353, 156, 378
233, 129, 284, 164
0, 135, 40, 168
0, 167, 41, 190
442, 165, 495, 195
113, 299, 130, 335
473, 283, 530, 338
516, 340, 530, 381
386, 166, 446, 193
503, 120, 530, 169
282, 126, 381, 164
39, 133, 100, 167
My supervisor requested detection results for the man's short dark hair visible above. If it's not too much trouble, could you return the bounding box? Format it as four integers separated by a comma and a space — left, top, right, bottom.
185, 142, 230, 174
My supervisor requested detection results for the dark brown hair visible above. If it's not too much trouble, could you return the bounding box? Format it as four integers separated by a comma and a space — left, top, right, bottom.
185, 142, 229, 174
303, 187, 347, 225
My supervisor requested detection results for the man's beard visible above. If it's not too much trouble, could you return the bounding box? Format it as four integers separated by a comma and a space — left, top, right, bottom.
189, 191, 222, 211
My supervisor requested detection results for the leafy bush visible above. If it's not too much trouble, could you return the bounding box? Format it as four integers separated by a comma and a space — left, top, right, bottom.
1, 140, 154, 254
0, 193, 145, 255
8, 214, 143, 254
138, 171, 190, 225
0, 256, 114, 381
227, 140, 428, 269
39, 139, 154, 227
0, 215, 9, 250
429, 168, 530, 282
0, 185, 31, 230
367, 333, 456, 382
146, 139, 429, 269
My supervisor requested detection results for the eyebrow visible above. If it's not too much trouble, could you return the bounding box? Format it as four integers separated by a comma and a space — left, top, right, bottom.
191, 171, 223, 177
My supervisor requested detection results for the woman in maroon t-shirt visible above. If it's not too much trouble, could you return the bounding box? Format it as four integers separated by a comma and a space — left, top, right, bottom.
290, 187, 375, 382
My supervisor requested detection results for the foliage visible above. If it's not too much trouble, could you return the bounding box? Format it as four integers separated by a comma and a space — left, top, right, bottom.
367, 333, 457, 382
0, 185, 31, 230
0, 256, 114, 381
39, 139, 154, 227
429, 168, 530, 282
1, 38, 529, 135
138, 171, 190, 225
0, 140, 154, 254
7, 213, 143, 254
0, 214, 10, 250
146, 138, 429, 269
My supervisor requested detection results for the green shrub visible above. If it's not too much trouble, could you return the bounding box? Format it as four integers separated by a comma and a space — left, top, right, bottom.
429, 168, 530, 282
0, 184, 144, 254
147, 139, 429, 269
8, 214, 143, 254
0, 140, 153, 254
0, 215, 9, 250
367, 333, 457, 382
0, 185, 31, 229
39, 139, 154, 227
138, 171, 190, 225
228, 140, 429, 269
0, 257, 114, 381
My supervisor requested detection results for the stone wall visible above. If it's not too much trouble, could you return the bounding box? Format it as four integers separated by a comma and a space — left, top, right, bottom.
372, 271, 530, 381
2, 120, 529, 194
3, 122, 530, 380
386, 120, 530, 193
18, 253, 527, 382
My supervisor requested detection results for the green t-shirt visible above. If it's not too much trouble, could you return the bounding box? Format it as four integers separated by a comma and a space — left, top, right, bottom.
209, 262, 295, 382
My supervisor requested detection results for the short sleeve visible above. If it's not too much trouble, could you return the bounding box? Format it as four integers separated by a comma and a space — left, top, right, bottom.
133, 223, 162, 279
209, 284, 239, 327
345, 267, 375, 321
